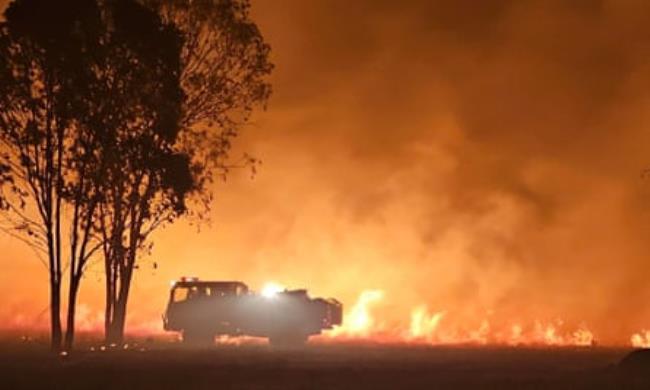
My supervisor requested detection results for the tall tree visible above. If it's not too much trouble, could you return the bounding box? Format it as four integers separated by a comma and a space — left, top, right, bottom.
0, 0, 104, 351
101, 0, 273, 343
66, 0, 185, 349
0, 0, 186, 350
96, 0, 188, 344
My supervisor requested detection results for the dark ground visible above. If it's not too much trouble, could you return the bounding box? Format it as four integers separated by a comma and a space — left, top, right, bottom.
1, 339, 649, 390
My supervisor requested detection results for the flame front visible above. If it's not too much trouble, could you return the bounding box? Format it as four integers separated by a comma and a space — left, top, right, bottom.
4, 287, 641, 348
324, 289, 601, 347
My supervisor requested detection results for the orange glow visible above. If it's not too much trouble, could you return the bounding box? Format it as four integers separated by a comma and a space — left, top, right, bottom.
3, 0, 650, 351
2, 283, 642, 348
631, 331, 650, 349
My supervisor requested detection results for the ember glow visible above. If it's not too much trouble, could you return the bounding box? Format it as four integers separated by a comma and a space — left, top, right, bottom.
2, 0, 650, 349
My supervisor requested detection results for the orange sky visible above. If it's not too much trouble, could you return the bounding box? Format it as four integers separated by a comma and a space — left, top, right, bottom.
3, 0, 650, 345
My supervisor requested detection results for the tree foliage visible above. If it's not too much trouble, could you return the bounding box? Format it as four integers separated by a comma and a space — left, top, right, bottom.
0, 0, 188, 350
97, 0, 191, 343
101, 0, 273, 343
0, 0, 272, 348
0, 0, 105, 351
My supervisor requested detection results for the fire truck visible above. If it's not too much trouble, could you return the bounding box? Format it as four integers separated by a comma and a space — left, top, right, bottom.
163, 278, 343, 347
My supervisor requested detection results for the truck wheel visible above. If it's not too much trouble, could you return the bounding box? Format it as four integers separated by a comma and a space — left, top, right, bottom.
269, 333, 308, 349
182, 328, 214, 347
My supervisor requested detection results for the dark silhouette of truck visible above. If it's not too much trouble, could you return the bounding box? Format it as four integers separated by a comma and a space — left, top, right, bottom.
163, 278, 343, 347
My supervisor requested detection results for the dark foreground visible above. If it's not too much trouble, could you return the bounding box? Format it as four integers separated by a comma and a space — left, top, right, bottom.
1, 340, 649, 389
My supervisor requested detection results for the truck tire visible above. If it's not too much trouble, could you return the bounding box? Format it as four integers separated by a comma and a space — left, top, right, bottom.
269, 332, 308, 349
182, 327, 214, 347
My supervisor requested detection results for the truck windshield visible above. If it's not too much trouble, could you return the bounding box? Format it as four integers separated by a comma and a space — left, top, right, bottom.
172, 287, 190, 302
172, 286, 211, 302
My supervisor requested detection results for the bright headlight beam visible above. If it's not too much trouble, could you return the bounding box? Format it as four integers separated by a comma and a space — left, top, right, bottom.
261, 282, 284, 298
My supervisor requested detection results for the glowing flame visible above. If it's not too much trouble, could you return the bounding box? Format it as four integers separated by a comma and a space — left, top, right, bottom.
409, 306, 445, 341
320, 290, 602, 347
571, 328, 595, 347
510, 324, 523, 345
261, 282, 285, 298
469, 320, 491, 345
631, 330, 650, 348
534, 321, 564, 345
331, 289, 384, 337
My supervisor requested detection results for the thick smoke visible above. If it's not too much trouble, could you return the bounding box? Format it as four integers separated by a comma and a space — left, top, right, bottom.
2, 0, 650, 344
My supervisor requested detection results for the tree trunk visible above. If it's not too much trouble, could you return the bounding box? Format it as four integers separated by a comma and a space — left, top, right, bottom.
64, 276, 81, 351
49, 278, 62, 352
107, 297, 126, 344
105, 253, 121, 344
48, 224, 62, 352
106, 267, 133, 345
104, 256, 114, 339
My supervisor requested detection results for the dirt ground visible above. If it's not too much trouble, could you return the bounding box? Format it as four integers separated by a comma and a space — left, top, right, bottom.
1, 338, 648, 390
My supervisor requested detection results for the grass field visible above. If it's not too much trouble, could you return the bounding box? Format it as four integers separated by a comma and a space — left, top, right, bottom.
1, 338, 648, 389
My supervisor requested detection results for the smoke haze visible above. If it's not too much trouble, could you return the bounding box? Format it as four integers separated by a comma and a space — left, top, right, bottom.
2, 0, 650, 344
